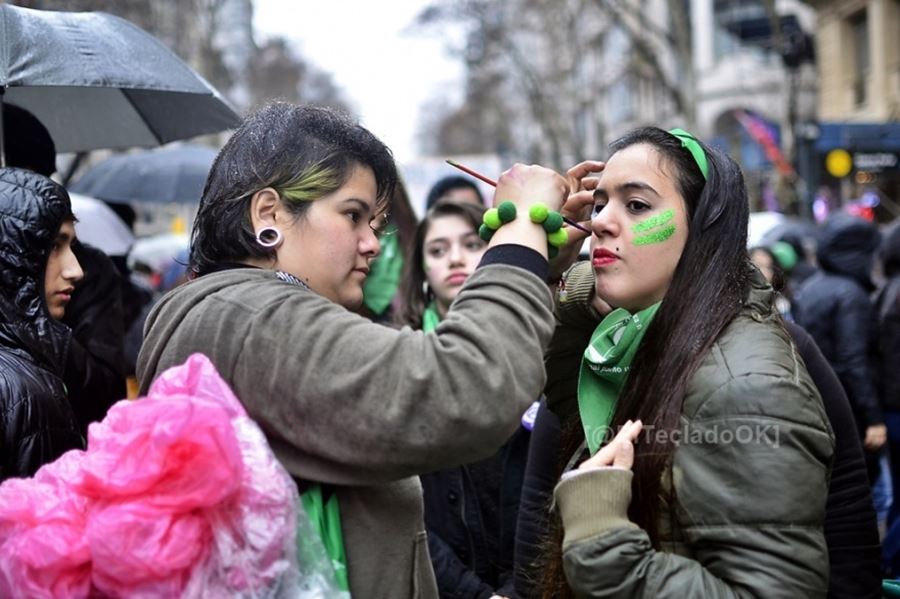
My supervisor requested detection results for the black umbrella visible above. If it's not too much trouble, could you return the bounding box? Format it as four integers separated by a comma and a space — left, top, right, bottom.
0, 4, 240, 160
71, 144, 216, 204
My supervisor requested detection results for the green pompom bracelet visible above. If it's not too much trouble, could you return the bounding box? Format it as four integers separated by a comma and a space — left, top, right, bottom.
497, 201, 517, 223
542, 211, 563, 233
483, 208, 502, 230
481, 201, 569, 258
547, 228, 569, 248
528, 203, 549, 223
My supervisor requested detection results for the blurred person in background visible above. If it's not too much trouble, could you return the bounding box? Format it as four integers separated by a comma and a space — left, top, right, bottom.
0, 168, 85, 480
777, 229, 818, 296
876, 224, 900, 576
749, 244, 793, 320
3, 104, 125, 435
360, 180, 417, 323
425, 175, 485, 211
794, 214, 885, 486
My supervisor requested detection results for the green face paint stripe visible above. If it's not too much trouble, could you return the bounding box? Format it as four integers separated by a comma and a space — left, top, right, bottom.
631, 209, 674, 233
633, 225, 676, 246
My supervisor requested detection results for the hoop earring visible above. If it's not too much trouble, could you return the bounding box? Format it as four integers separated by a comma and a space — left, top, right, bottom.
256, 226, 283, 248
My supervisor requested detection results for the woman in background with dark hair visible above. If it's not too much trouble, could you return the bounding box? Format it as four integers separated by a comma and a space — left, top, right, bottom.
397, 199, 528, 599
425, 175, 485, 210
360, 179, 418, 322
749, 245, 793, 320
540, 127, 833, 597
396, 200, 486, 328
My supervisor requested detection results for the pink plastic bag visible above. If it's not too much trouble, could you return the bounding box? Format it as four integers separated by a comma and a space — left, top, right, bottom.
0, 354, 302, 598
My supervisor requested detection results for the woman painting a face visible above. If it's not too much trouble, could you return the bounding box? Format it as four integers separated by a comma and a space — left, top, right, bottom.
538, 127, 834, 598
137, 102, 571, 597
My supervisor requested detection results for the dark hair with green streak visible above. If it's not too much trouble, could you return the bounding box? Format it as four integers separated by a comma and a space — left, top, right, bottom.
190, 102, 398, 275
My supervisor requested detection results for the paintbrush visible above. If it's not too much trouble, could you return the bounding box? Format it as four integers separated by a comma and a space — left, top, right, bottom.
445, 159, 592, 234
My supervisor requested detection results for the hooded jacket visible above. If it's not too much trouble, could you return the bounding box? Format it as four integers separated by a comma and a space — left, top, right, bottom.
0, 168, 84, 480
794, 214, 883, 428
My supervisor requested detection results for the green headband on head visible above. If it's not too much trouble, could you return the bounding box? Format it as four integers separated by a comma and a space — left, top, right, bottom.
668, 128, 709, 181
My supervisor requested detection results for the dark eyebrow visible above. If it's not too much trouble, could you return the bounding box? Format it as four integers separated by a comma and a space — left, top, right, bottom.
342, 198, 372, 215
426, 231, 480, 246
594, 181, 661, 200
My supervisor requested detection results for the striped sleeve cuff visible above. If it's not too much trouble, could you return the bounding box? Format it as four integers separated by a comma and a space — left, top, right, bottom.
554, 467, 638, 548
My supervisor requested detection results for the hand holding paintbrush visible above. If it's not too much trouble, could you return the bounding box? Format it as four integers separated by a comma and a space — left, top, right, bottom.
446, 159, 593, 234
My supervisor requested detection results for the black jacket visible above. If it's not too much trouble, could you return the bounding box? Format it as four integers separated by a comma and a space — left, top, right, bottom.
876, 225, 900, 412
422, 423, 531, 598
512, 400, 560, 599
0, 168, 84, 480
62, 242, 126, 435
794, 214, 883, 428
786, 321, 881, 599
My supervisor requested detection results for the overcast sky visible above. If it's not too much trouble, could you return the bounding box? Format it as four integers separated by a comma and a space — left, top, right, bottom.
253, 0, 464, 162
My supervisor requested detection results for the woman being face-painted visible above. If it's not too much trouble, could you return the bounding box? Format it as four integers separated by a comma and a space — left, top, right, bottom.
589, 143, 690, 312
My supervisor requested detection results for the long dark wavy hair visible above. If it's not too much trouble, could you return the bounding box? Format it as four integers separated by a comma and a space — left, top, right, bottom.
541, 127, 753, 597
394, 199, 486, 329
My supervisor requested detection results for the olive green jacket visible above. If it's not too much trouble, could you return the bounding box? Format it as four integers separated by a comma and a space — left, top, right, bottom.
137, 264, 554, 598
548, 261, 834, 598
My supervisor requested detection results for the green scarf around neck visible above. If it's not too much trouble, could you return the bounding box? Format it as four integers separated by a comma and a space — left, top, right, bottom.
421, 301, 442, 333
577, 302, 660, 455
362, 233, 404, 316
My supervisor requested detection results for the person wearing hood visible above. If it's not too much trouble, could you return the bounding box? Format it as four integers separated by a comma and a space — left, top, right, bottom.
794, 213, 885, 483
3, 103, 126, 434
0, 168, 85, 481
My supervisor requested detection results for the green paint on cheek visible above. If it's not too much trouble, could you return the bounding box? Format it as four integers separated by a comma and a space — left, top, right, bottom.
632, 209, 676, 246
632, 209, 674, 233
633, 225, 676, 246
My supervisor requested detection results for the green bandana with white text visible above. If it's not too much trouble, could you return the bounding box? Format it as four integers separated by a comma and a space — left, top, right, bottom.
577, 302, 660, 455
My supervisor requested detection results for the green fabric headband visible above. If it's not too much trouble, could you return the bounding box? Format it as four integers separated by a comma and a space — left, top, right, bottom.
668, 128, 709, 181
